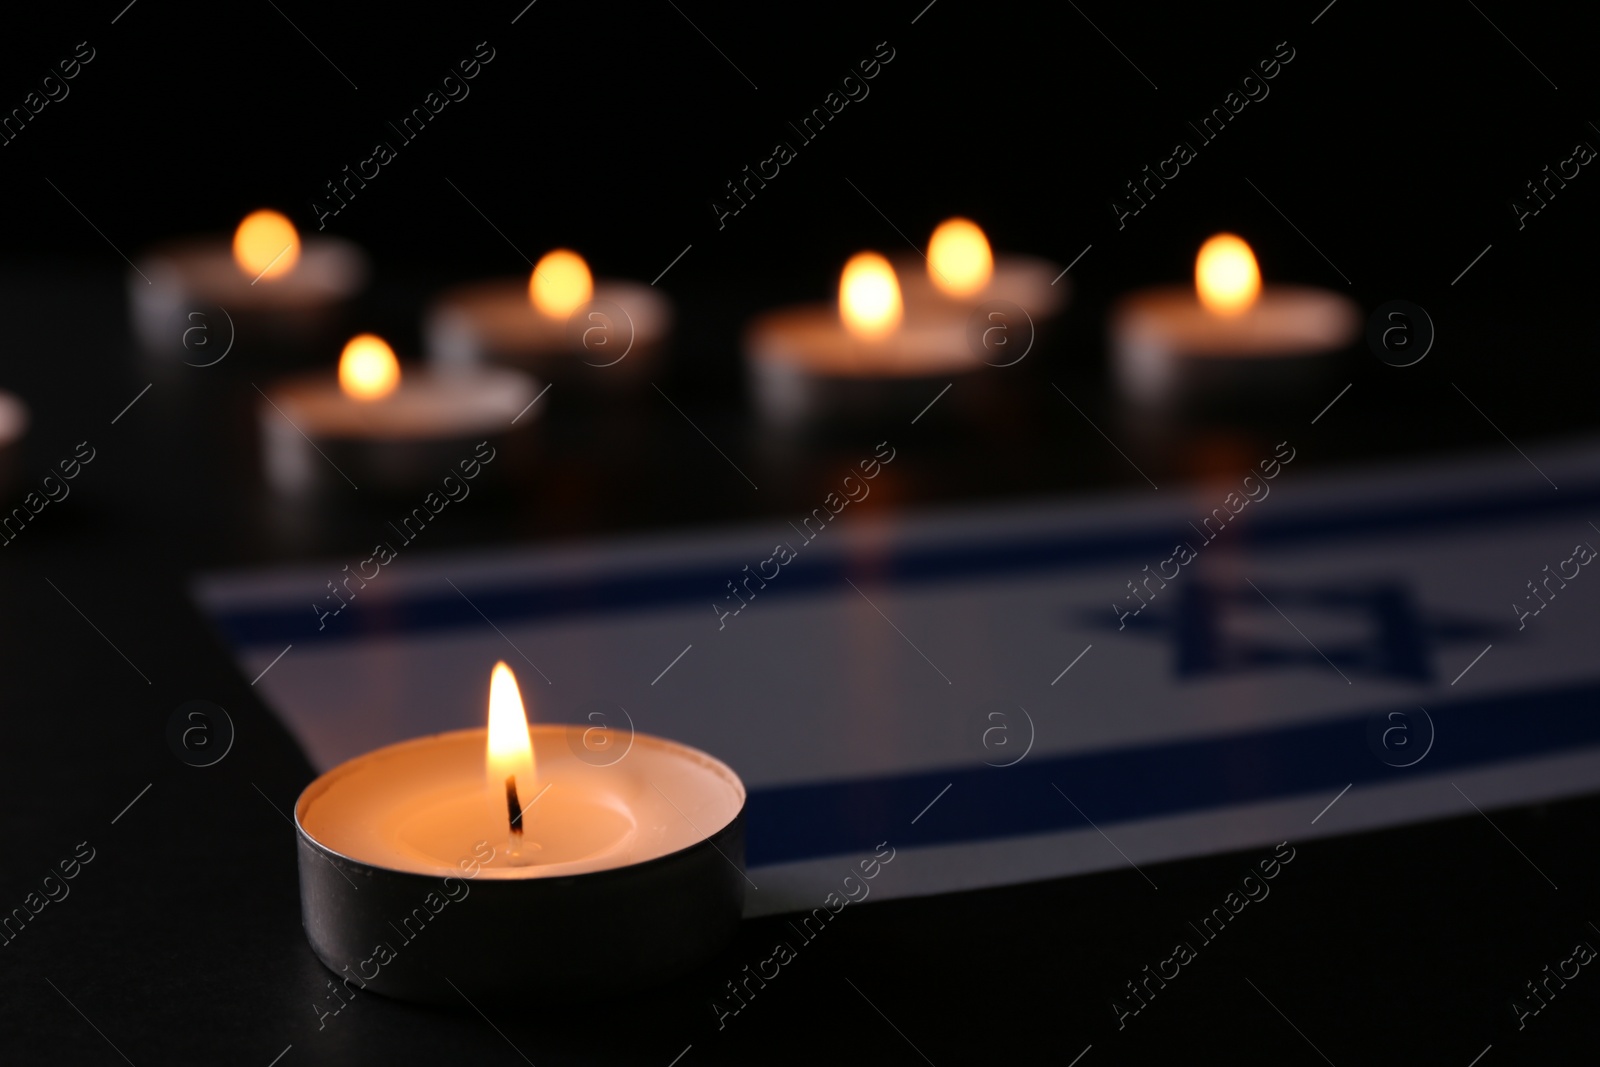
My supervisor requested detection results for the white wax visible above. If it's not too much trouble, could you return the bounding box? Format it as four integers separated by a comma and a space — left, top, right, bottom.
1112, 285, 1360, 405
425, 278, 671, 370
892, 253, 1067, 319
296, 726, 745, 879
262, 366, 538, 440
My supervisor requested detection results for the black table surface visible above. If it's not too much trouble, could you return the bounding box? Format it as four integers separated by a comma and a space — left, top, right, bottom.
5, 1, 1600, 1061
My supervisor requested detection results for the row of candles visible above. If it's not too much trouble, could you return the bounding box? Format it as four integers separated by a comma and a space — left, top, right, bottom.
13, 211, 1361, 1002
0, 206, 1361, 493
112, 208, 1359, 495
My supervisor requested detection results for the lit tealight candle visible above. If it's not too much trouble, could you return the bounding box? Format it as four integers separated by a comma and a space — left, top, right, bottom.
130, 209, 368, 357
259, 333, 541, 496
425, 248, 671, 389
745, 251, 984, 428
893, 217, 1067, 320
1111, 233, 1360, 409
294, 662, 747, 1002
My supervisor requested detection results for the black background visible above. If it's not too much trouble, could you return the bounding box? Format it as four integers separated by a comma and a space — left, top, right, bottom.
2, 1, 1599, 1063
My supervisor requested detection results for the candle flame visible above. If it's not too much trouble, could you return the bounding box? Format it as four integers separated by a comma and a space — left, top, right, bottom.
337, 334, 400, 401
487, 661, 536, 817
839, 252, 903, 340
1195, 233, 1261, 316
529, 249, 593, 319
232, 210, 301, 280
927, 217, 993, 297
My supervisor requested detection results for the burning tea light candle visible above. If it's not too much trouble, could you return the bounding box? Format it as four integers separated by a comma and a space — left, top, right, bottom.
894, 217, 1067, 321
745, 251, 984, 427
1112, 233, 1360, 409
259, 333, 540, 496
129, 209, 368, 356
425, 249, 672, 388
294, 662, 747, 1003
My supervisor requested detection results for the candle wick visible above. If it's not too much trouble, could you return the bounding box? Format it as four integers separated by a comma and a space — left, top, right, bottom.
505, 776, 523, 836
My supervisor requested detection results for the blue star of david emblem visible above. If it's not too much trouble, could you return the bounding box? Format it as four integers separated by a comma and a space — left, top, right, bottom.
1090, 579, 1507, 683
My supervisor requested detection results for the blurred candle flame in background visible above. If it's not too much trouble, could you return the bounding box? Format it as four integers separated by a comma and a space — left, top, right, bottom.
1194, 233, 1261, 317
927, 217, 994, 298
232, 210, 301, 280
337, 334, 400, 401
839, 252, 903, 340
529, 249, 593, 319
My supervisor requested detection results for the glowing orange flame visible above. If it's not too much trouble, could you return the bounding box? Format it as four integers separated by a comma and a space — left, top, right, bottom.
486, 661, 536, 825
337, 334, 400, 401
839, 252, 903, 340
1195, 233, 1261, 316
232, 210, 301, 280
529, 249, 593, 319
927, 217, 993, 297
